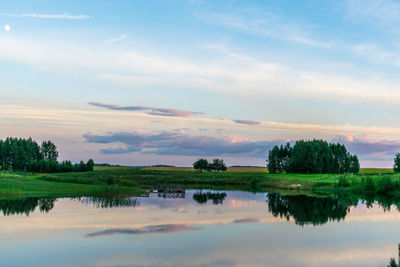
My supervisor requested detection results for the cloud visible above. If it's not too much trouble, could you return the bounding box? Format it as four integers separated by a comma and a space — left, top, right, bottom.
103, 34, 128, 45
344, 0, 400, 33
83, 131, 274, 157
233, 119, 260, 125
2, 34, 400, 107
196, 10, 333, 48
101, 147, 142, 154
333, 135, 400, 162
89, 102, 205, 117
86, 224, 201, 238
4, 103, 400, 167
0, 13, 91, 19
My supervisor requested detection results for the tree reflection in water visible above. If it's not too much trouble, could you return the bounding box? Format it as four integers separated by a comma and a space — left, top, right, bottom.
267, 193, 358, 226
76, 197, 140, 208
193, 191, 227, 205
0, 198, 56, 216
386, 244, 400, 267
0, 196, 142, 216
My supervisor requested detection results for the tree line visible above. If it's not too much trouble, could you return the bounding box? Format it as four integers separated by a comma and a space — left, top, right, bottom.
0, 137, 94, 173
267, 140, 360, 174
193, 158, 227, 172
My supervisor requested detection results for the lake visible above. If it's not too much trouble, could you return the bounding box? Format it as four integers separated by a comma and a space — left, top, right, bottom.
0, 190, 399, 267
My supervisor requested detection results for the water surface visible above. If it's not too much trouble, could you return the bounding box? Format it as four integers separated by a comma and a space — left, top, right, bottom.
0, 190, 399, 267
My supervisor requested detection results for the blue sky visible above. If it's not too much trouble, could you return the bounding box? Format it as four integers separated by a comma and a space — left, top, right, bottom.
1, 0, 400, 167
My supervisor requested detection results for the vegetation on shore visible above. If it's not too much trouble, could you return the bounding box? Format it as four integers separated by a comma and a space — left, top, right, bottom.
193, 158, 227, 172
0, 137, 398, 203
267, 140, 359, 174
0, 137, 94, 173
0, 166, 398, 200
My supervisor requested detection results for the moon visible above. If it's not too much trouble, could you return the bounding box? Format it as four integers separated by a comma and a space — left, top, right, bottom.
4, 25, 10, 31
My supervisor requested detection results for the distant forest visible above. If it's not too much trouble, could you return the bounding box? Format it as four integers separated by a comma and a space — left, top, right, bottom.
0, 137, 94, 173
267, 140, 360, 174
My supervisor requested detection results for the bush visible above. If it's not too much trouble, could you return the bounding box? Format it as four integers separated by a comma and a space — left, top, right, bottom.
337, 177, 350, 188
250, 177, 263, 189
106, 177, 117, 185
376, 176, 393, 195
362, 177, 376, 195
60, 160, 74, 172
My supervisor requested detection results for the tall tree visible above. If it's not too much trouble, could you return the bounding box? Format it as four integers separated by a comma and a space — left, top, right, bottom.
394, 153, 400, 173
267, 145, 280, 174
40, 141, 59, 161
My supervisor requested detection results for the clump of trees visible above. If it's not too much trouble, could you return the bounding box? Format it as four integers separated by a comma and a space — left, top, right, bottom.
0, 137, 94, 173
193, 158, 227, 172
27, 159, 94, 173
267, 140, 360, 174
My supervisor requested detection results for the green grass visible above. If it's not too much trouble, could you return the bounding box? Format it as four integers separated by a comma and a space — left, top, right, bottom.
359, 168, 394, 175
33, 166, 354, 194
0, 169, 144, 200
0, 166, 399, 200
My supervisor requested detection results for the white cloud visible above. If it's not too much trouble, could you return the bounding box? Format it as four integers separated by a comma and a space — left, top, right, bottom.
1, 34, 400, 107
0, 13, 91, 20
344, 0, 400, 30
103, 34, 128, 45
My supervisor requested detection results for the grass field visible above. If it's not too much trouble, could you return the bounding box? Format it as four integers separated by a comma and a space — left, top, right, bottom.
359, 168, 394, 175
0, 166, 397, 200
142, 166, 268, 172
144, 165, 391, 174
0, 169, 144, 199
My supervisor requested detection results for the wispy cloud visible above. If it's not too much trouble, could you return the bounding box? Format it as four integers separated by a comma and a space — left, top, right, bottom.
233, 119, 260, 125
196, 11, 333, 48
2, 35, 400, 107
0, 13, 91, 19
83, 131, 274, 157
344, 0, 400, 33
103, 34, 128, 44
89, 102, 205, 117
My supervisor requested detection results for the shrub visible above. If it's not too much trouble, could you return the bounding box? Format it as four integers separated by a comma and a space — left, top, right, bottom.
362, 177, 376, 195
106, 177, 117, 185
250, 177, 262, 188
337, 177, 350, 188
376, 176, 393, 195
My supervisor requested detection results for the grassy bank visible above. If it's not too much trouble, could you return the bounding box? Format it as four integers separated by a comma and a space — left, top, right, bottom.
0, 166, 397, 200
0, 170, 144, 199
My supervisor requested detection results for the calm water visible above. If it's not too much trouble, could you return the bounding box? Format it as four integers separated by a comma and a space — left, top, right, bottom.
1, 190, 399, 267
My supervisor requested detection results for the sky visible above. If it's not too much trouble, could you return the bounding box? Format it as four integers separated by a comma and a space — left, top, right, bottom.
1, 0, 400, 167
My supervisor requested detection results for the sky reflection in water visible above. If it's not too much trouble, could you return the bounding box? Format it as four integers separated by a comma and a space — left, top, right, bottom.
0, 190, 399, 266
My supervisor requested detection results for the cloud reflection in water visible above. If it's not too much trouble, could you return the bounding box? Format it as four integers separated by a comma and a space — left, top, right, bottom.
86, 224, 202, 238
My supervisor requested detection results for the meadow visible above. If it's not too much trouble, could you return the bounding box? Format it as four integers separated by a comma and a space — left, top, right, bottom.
0, 166, 397, 200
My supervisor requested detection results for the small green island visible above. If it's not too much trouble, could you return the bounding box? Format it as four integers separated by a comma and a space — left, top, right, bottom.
1, 137, 400, 208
